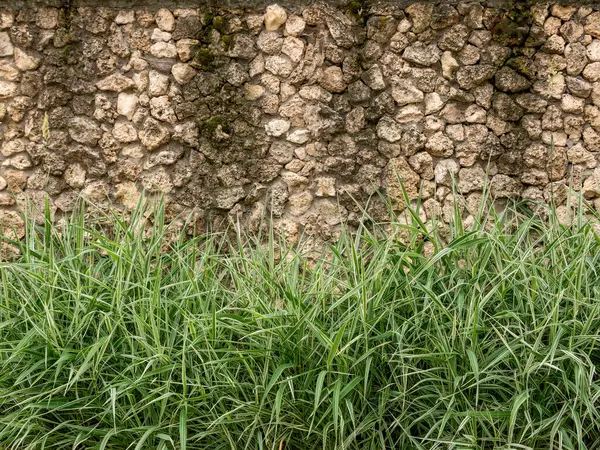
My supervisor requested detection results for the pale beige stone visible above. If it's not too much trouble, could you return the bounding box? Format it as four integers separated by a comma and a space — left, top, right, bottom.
156, 8, 175, 32
265, 4, 287, 31
171, 63, 197, 84
117, 92, 138, 119
14, 48, 40, 71
150, 42, 177, 58
0, 32, 13, 56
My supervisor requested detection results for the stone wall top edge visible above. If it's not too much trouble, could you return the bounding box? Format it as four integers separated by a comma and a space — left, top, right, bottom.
5, 0, 598, 11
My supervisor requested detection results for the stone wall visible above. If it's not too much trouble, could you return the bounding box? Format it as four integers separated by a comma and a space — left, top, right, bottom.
1, 1, 600, 246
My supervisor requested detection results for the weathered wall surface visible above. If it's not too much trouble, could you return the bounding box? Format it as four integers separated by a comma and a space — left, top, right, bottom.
1, 1, 600, 246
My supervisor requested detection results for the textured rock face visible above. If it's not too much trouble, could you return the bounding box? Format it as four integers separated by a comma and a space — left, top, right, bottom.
0, 2, 600, 248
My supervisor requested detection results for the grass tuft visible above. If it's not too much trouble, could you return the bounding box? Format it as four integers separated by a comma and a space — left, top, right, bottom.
1, 195, 600, 449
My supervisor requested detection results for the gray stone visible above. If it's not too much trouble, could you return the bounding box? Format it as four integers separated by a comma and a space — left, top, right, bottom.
390, 32, 410, 54
227, 34, 258, 60
376, 116, 402, 142
441, 51, 459, 79
148, 70, 170, 96
424, 92, 444, 115
564, 43, 588, 77
265, 118, 291, 137
226, 63, 249, 87
587, 40, 600, 62
269, 140, 294, 163
176, 39, 199, 62
287, 129, 310, 144
347, 80, 371, 103
440, 102, 466, 123
567, 142, 596, 168
1, 139, 24, 157
14, 48, 40, 71
560, 21, 584, 43
171, 63, 196, 85
542, 105, 563, 131
434, 159, 460, 186
542, 35, 565, 54
96, 73, 135, 92
150, 96, 177, 124
69, 117, 102, 145
112, 122, 138, 143
319, 66, 346, 93
282, 36, 304, 63
430, 4, 459, 30
386, 156, 421, 203
465, 104, 487, 123
265, 55, 294, 78
257, 31, 283, 54
582, 168, 600, 198
458, 166, 486, 193
391, 82, 424, 106
298, 85, 332, 103
584, 62, 600, 82
438, 24, 469, 52
458, 44, 481, 65
585, 12, 600, 38
561, 94, 585, 114
405, 3, 433, 33
150, 42, 177, 58
494, 67, 532, 93
456, 64, 495, 90
0, 32, 13, 56
566, 76, 592, 98
395, 105, 423, 123
361, 65, 386, 90
139, 117, 170, 150
425, 131, 454, 157
490, 174, 523, 198
285, 15, 305, 37
403, 42, 441, 67
493, 93, 524, 122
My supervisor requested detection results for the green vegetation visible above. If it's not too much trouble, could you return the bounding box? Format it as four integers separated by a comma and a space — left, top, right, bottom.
191, 47, 215, 71
201, 115, 232, 139
347, 0, 368, 24
1, 194, 600, 449
492, 1, 532, 47
191, 13, 228, 71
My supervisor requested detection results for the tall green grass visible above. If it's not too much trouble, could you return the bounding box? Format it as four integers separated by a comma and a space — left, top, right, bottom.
1, 195, 600, 449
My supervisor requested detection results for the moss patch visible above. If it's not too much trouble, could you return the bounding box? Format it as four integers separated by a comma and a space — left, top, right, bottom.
212, 16, 225, 33
492, 0, 533, 47
507, 56, 536, 79
347, 0, 368, 24
201, 116, 233, 141
190, 14, 231, 71
191, 47, 215, 70
58, 0, 74, 29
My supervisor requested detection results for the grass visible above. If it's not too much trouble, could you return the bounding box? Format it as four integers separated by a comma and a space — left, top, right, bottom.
0, 192, 600, 449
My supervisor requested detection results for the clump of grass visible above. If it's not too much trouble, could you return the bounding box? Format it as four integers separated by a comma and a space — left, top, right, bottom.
1, 194, 600, 449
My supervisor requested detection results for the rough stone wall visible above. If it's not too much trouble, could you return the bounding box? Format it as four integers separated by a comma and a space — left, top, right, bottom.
1, 2, 600, 247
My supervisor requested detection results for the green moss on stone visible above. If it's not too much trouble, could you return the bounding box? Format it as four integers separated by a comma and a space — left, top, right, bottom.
212, 16, 224, 33
61, 43, 75, 64
347, 0, 368, 24
220, 35, 233, 50
203, 12, 215, 26
191, 47, 215, 70
202, 116, 232, 137
507, 56, 534, 78
58, 1, 74, 29
348, 1, 363, 16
